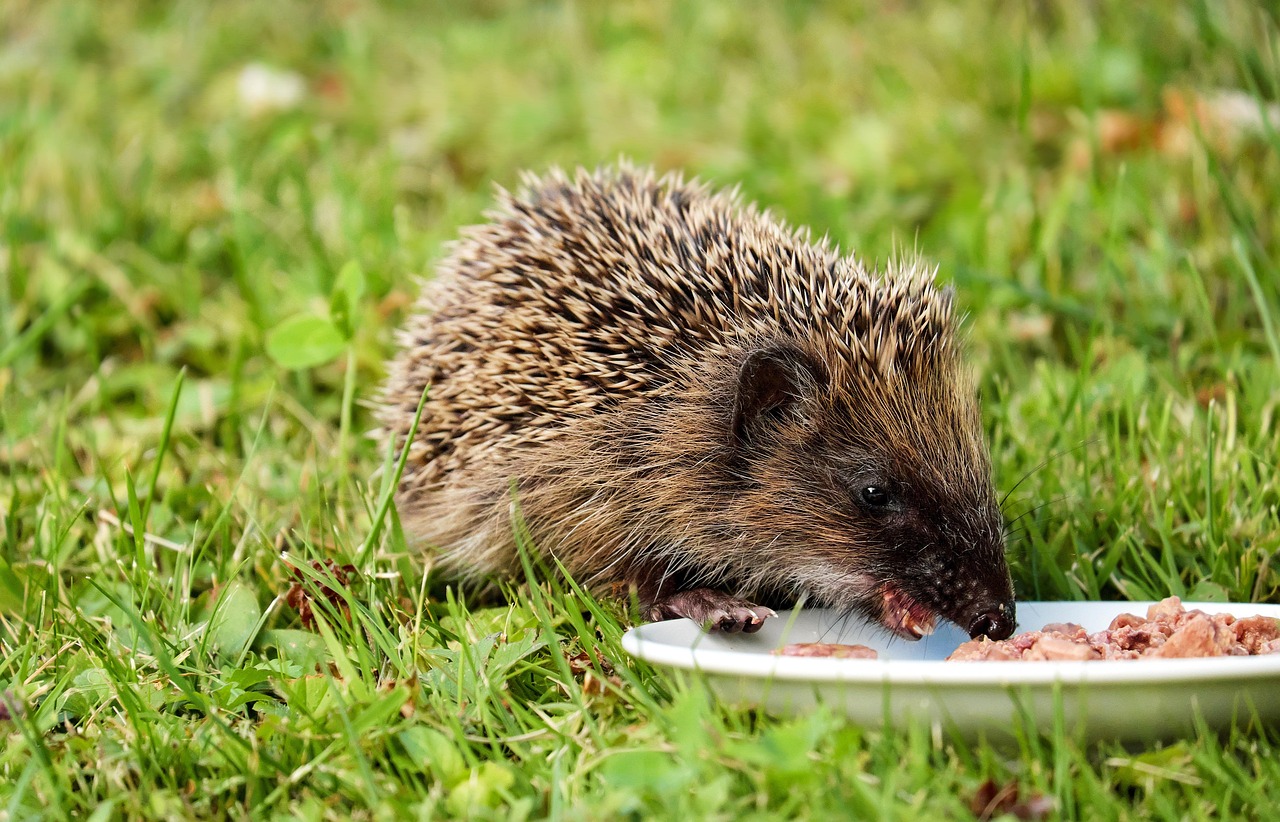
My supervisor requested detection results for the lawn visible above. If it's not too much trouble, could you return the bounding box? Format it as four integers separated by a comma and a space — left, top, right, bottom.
3, 0, 1280, 818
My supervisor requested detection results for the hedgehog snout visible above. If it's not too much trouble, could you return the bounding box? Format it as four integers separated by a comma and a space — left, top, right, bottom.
905, 532, 1015, 641
966, 600, 1016, 640
952, 553, 1017, 640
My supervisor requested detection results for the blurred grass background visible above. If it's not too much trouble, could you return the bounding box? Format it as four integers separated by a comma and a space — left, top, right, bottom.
3, 0, 1280, 818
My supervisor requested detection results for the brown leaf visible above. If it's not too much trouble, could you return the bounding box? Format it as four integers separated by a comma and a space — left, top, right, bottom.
1096, 109, 1154, 154
1195, 384, 1227, 409
1159, 87, 1280, 156
564, 649, 615, 677
284, 559, 358, 629
565, 651, 595, 676
564, 649, 620, 696
0, 691, 17, 721
970, 779, 1054, 821
582, 671, 623, 696
314, 71, 347, 103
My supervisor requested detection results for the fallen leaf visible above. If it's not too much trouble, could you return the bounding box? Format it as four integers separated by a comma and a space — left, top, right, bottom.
0, 691, 18, 721
969, 779, 1055, 821
314, 71, 347, 103
1097, 109, 1154, 154
284, 559, 358, 629
1196, 383, 1227, 408
1160, 87, 1280, 156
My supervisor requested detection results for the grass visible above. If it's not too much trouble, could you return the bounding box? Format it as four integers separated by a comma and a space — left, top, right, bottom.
3, 0, 1280, 817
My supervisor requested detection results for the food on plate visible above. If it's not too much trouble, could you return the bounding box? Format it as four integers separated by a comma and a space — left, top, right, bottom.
774, 642, 879, 659
947, 597, 1280, 661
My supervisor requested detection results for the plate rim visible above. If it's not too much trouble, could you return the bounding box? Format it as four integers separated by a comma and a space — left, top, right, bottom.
620, 600, 1280, 686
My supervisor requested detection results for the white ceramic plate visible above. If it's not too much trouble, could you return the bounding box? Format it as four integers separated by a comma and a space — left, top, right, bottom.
620, 601, 1280, 741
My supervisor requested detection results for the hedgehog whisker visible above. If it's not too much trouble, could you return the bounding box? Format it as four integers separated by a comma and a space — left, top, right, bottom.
998, 438, 1099, 509
1003, 494, 1073, 531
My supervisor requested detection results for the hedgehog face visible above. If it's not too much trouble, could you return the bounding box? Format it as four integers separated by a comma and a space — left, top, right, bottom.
728, 339, 1016, 641
828, 449, 1016, 642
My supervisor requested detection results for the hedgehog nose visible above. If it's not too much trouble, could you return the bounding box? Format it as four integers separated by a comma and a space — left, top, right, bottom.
968, 605, 1015, 640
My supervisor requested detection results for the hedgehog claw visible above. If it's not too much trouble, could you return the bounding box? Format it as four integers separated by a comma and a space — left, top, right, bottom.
646, 588, 776, 634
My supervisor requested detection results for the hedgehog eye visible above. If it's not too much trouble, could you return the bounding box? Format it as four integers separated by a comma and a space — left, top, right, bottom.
859, 485, 892, 508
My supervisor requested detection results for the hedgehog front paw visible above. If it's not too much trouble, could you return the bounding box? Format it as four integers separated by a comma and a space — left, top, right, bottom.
645, 588, 776, 634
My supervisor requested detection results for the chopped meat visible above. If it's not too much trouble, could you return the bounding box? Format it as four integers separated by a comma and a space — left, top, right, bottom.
1152, 614, 1234, 658
1040, 622, 1087, 638
1146, 596, 1186, 622
1108, 612, 1144, 631
1232, 615, 1280, 654
1025, 636, 1103, 661
775, 642, 878, 659
1107, 622, 1168, 655
948, 637, 1023, 661
946, 597, 1280, 662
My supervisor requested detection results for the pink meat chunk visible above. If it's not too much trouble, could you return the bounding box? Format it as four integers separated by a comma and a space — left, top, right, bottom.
947, 638, 1024, 661
1232, 616, 1280, 654
775, 642, 878, 659
1152, 614, 1235, 658
1025, 635, 1103, 661
946, 597, 1280, 662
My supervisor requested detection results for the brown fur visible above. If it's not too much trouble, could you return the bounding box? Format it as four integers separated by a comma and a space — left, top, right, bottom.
379, 164, 1015, 638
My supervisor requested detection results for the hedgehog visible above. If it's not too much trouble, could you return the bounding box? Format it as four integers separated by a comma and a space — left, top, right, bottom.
378, 164, 1016, 641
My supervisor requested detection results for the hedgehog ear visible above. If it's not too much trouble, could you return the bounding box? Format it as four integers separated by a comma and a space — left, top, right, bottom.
731, 343, 826, 446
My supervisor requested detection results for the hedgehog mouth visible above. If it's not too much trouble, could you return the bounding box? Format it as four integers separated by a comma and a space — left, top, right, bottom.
879, 584, 938, 640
